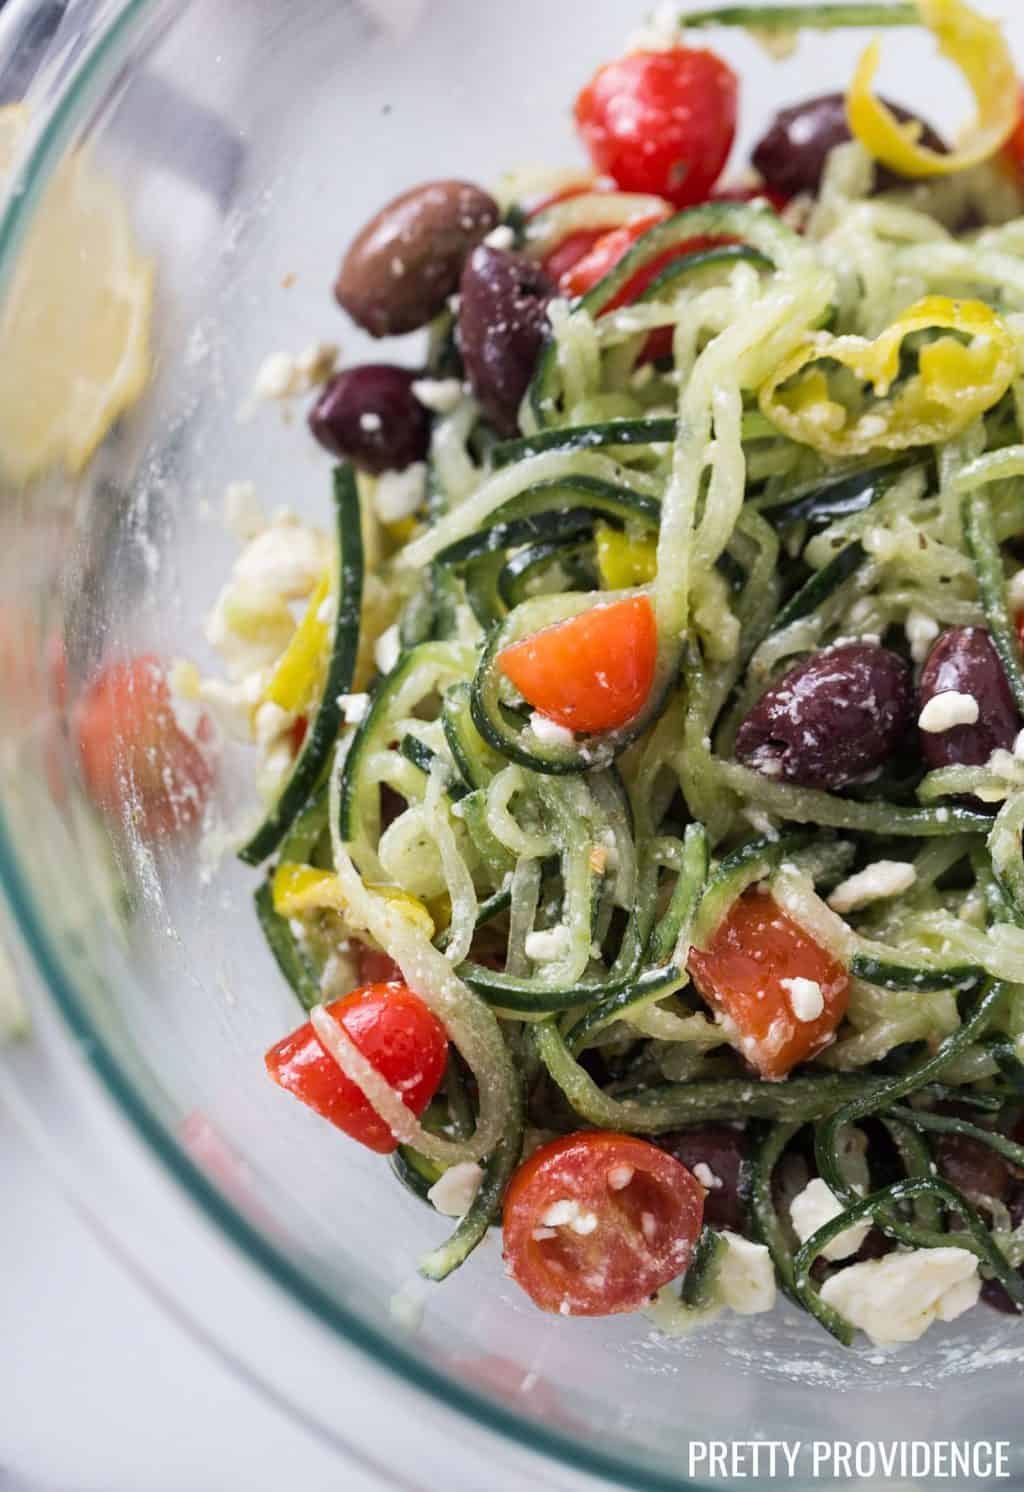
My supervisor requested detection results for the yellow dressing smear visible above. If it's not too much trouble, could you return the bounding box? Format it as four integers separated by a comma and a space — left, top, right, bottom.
759, 295, 1016, 458
846, 0, 1018, 179
272, 862, 436, 937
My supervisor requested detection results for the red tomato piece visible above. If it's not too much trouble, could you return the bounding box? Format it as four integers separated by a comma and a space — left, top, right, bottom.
498, 595, 657, 734
557, 212, 671, 303
503, 1132, 704, 1316
265, 983, 448, 1154
1016, 610, 1024, 656
75, 654, 213, 837
542, 228, 608, 285
688, 891, 850, 1080
1003, 84, 1024, 183
575, 49, 738, 208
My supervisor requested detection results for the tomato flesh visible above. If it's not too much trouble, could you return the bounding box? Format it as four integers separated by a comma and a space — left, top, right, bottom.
75, 654, 212, 837
265, 983, 448, 1154
356, 942, 404, 986
503, 1132, 704, 1316
1003, 84, 1024, 183
688, 891, 850, 1080
575, 49, 738, 208
498, 595, 657, 734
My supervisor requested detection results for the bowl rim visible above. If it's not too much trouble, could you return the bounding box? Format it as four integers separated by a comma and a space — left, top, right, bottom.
0, 3, 710, 1487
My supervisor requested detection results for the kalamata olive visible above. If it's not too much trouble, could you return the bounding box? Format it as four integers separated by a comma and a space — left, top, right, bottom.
656, 1125, 748, 1233
935, 1131, 1010, 1204
336, 180, 500, 337
735, 642, 913, 790
751, 92, 946, 199
307, 364, 429, 474
917, 627, 1020, 772
457, 246, 554, 437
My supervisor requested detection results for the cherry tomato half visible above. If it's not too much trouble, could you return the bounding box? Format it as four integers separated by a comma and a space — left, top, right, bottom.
575, 49, 738, 208
1002, 84, 1024, 185
503, 1132, 705, 1316
688, 891, 849, 1080
498, 595, 657, 735
75, 654, 213, 837
265, 983, 448, 1154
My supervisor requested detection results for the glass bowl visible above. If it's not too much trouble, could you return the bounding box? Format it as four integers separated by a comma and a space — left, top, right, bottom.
1, 2, 1024, 1488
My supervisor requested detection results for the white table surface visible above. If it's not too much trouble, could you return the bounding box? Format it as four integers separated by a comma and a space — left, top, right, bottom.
0, 1098, 383, 1492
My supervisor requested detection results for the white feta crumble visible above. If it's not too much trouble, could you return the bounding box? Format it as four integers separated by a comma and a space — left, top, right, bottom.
374, 624, 401, 677
918, 691, 979, 734
253, 342, 338, 401
411, 377, 464, 414
524, 925, 571, 963
819, 1247, 980, 1345
607, 1164, 634, 1191
625, 1, 681, 52
780, 976, 824, 1023
483, 223, 516, 251
541, 1198, 598, 1235
223, 480, 266, 542
715, 1232, 777, 1315
1008, 567, 1024, 614
254, 700, 294, 750
360, 411, 382, 433
905, 608, 939, 665
373, 462, 427, 525
338, 692, 370, 724
692, 1162, 722, 1191
790, 1178, 871, 1262
529, 712, 575, 748
233, 517, 327, 599
828, 860, 917, 915
427, 1161, 483, 1218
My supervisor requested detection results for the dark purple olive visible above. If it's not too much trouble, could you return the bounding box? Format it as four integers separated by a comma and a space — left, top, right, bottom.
917, 627, 1020, 772
656, 1125, 748, 1233
735, 642, 913, 790
935, 1131, 1010, 1205
308, 364, 429, 474
751, 92, 946, 199
458, 246, 554, 437
336, 180, 499, 337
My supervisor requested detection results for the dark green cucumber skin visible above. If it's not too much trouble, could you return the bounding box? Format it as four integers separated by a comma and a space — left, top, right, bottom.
768, 541, 865, 636
850, 953, 981, 993
239, 465, 364, 866
759, 458, 920, 530
681, 4, 917, 28
254, 881, 321, 1011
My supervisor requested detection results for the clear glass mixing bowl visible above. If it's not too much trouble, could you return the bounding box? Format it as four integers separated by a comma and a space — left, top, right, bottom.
2, 2, 1024, 1488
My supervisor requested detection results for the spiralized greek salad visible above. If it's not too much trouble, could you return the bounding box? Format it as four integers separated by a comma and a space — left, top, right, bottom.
75, 0, 1024, 1347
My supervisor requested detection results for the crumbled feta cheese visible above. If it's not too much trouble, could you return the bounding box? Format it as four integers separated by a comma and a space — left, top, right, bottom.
918, 691, 979, 733
338, 692, 370, 724
529, 712, 575, 748
223, 480, 266, 542
483, 224, 516, 251
1008, 567, 1024, 614
196, 677, 255, 742
692, 1162, 722, 1191
427, 1161, 483, 1218
360, 411, 382, 433
607, 1164, 634, 1191
374, 624, 401, 677
541, 1198, 598, 1235
373, 463, 427, 525
790, 1178, 871, 1262
715, 1232, 777, 1315
781, 976, 824, 1023
252, 342, 338, 402
819, 1247, 980, 1345
828, 860, 917, 915
233, 518, 327, 599
905, 608, 939, 665
411, 377, 464, 414
524, 925, 571, 963
254, 700, 294, 750
625, 0, 680, 52
742, 807, 780, 840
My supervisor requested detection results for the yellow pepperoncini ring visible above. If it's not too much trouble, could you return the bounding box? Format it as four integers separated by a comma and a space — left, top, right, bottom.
595, 522, 658, 589
759, 295, 1016, 458
272, 862, 436, 937
847, 0, 1018, 179
264, 570, 332, 715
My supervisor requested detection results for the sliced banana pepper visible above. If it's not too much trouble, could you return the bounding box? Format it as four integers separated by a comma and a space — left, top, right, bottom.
847, 0, 1017, 179
759, 295, 1016, 457
272, 862, 436, 938
264, 570, 331, 714
595, 522, 658, 589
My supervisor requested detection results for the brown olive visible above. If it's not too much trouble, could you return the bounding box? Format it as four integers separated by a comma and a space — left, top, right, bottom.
308, 364, 429, 474
735, 641, 913, 790
935, 1131, 1010, 1205
751, 92, 946, 199
656, 1125, 748, 1234
917, 627, 1020, 772
458, 245, 554, 436
336, 180, 499, 338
